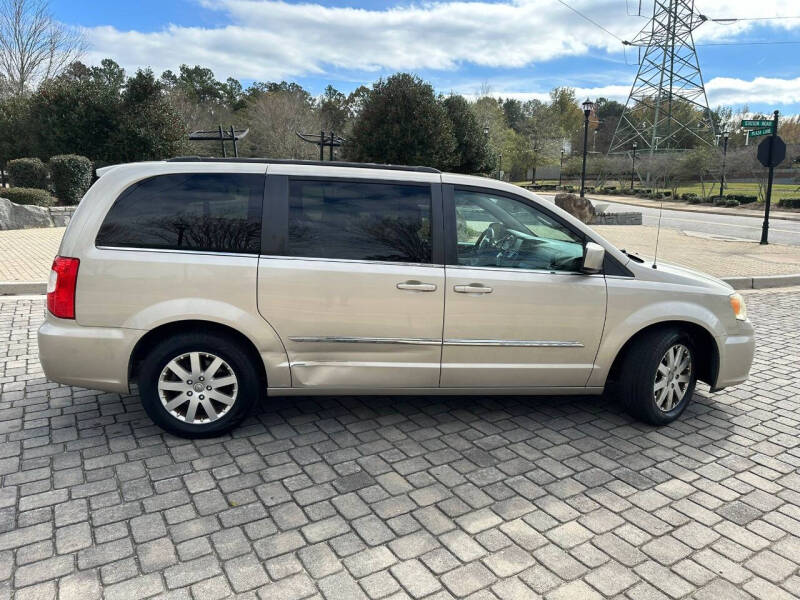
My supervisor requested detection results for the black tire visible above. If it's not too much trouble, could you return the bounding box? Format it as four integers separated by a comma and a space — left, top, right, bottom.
618, 327, 697, 426
138, 332, 261, 438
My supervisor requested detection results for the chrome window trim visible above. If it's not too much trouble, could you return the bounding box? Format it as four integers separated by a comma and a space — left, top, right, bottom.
288, 336, 583, 348
444, 264, 593, 277
95, 246, 258, 259
444, 339, 584, 348
260, 255, 445, 269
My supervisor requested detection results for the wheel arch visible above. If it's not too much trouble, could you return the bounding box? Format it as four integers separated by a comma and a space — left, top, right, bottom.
128, 320, 268, 390
606, 320, 719, 388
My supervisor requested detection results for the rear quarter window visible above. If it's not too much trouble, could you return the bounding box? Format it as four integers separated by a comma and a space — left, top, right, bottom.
96, 173, 264, 254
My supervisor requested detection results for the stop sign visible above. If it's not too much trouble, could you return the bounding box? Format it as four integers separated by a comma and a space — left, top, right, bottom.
758, 136, 786, 168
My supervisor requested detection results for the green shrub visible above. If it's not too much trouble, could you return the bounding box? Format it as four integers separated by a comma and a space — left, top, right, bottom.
687, 196, 702, 204
49, 155, 92, 205
725, 198, 740, 207
736, 195, 757, 204
7, 158, 48, 189
778, 198, 800, 209
1, 186, 56, 206
682, 193, 699, 202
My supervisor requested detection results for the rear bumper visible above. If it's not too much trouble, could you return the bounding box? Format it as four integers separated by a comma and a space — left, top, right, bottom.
713, 323, 755, 390
38, 316, 143, 393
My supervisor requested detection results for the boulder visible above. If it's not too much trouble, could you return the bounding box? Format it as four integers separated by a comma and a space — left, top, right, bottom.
0, 197, 54, 230
554, 192, 596, 224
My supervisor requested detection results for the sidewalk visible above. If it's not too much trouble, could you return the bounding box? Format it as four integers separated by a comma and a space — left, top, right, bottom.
1, 225, 800, 290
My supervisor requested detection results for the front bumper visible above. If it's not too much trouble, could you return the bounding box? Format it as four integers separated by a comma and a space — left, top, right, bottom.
713, 321, 755, 390
38, 315, 143, 393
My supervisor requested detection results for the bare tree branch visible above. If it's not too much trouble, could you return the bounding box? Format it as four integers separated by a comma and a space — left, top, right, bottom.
0, 0, 85, 95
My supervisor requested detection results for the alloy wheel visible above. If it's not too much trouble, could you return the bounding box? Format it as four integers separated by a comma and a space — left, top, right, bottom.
653, 343, 692, 412
157, 351, 238, 424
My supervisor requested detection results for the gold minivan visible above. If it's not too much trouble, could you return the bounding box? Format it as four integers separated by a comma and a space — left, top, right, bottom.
39, 159, 755, 438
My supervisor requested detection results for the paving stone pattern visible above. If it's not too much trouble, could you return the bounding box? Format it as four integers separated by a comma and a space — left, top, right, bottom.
0, 290, 799, 599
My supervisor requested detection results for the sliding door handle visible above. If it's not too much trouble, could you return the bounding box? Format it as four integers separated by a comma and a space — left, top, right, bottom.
397, 280, 437, 292
454, 284, 493, 294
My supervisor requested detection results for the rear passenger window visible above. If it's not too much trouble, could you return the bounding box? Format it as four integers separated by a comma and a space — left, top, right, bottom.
288, 180, 432, 263
96, 173, 263, 253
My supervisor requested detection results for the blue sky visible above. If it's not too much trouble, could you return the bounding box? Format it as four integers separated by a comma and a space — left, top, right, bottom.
50, 0, 800, 113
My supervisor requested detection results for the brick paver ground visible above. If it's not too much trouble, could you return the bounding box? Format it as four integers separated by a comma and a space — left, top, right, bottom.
1, 289, 799, 599
2, 224, 800, 284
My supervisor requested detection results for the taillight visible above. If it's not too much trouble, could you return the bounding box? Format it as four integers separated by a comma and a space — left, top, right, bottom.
47, 256, 80, 319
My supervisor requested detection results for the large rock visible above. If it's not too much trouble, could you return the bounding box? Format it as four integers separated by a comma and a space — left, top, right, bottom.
554, 192, 596, 224
0, 197, 54, 230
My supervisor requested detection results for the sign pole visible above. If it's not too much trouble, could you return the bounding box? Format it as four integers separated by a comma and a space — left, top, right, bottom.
760, 110, 779, 245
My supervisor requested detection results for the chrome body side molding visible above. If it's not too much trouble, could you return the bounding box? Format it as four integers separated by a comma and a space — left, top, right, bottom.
288, 336, 582, 348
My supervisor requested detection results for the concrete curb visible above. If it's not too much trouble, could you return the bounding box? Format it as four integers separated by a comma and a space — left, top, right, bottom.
2, 274, 800, 296
0, 281, 47, 295
723, 274, 800, 290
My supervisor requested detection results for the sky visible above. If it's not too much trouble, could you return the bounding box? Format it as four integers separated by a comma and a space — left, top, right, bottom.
50, 0, 800, 114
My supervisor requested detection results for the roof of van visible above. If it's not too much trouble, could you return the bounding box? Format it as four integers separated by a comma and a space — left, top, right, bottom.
165, 156, 442, 174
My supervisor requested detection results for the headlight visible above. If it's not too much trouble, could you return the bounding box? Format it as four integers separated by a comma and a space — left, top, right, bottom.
729, 293, 747, 321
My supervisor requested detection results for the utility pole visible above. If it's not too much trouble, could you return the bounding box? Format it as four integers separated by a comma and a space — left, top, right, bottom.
717, 130, 729, 199
558, 149, 565, 187
631, 142, 637, 191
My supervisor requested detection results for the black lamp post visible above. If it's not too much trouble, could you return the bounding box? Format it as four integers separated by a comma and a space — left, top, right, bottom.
631, 142, 637, 191
558, 148, 565, 187
718, 130, 730, 199
579, 99, 594, 198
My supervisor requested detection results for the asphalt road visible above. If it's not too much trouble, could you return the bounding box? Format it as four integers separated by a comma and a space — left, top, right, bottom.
540, 194, 800, 246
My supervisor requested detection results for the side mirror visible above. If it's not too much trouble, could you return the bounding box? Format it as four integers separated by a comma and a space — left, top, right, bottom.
582, 242, 605, 274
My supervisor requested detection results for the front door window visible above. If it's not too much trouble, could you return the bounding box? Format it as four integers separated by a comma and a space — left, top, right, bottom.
455, 190, 584, 272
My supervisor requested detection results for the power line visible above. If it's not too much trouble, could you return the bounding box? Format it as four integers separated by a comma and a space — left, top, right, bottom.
696, 40, 800, 46
554, 0, 624, 42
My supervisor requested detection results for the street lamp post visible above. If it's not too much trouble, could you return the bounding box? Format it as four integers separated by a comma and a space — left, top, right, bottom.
631, 142, 637, 191
498, 153, 503, 180
718, 130, 730, 199
579, 99, 594, 198
558, 149, 565, 187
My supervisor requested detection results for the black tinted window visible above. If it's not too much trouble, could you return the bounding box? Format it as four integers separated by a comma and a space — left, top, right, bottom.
96, 173, 263, 253
288, 180, 432, 263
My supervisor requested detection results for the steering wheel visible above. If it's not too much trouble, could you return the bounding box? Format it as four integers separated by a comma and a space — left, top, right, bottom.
474, 222, 507, 251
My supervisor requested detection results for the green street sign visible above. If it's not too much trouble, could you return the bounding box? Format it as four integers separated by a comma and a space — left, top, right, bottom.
741, 119, 773, 128
748, 127, 772, 138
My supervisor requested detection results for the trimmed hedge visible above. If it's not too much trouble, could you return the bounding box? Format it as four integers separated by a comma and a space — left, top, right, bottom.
49, 155, 92, 205
1, 187, 56, 207
7, 158, 48, 189
778, 198, 800, 209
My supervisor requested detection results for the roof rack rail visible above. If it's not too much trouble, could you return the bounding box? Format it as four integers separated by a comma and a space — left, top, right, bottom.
166, 156, 441, 174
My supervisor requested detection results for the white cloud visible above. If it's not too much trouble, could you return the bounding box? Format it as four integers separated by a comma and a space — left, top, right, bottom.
80, 0, 800, 107
471, 76, 800, 108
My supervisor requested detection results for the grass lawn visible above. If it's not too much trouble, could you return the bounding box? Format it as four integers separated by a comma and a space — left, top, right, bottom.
675, 182, 798, 202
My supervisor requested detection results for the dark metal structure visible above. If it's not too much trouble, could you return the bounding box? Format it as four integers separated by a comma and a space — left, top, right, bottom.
296, 131, 346, 161
579, 99, 593, 198
610, 0, 715, 155
188, 126, 249, 158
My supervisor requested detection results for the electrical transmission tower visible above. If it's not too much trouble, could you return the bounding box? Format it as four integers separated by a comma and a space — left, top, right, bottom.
609, 0, 716, 155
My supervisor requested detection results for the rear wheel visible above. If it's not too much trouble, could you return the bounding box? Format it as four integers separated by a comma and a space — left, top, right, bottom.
618, 328, 697, 426
138, 332, 260, 438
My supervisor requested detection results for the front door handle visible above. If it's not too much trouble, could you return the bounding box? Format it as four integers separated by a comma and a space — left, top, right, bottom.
454, 284, 493, 294
397, 280, 437, 292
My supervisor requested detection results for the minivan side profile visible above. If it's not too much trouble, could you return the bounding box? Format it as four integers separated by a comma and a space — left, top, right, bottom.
39, 158, 755, 438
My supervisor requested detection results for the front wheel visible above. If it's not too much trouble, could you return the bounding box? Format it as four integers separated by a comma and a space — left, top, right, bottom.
618, 328, 697, 426
138, 332, 261, 438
